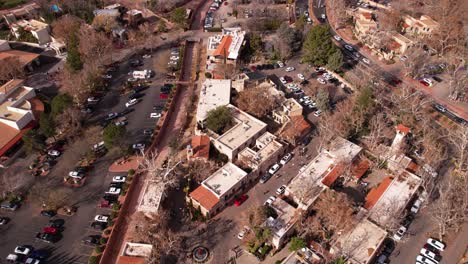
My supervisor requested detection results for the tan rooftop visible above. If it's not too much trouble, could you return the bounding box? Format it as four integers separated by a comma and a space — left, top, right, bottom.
0, 49, 39, 67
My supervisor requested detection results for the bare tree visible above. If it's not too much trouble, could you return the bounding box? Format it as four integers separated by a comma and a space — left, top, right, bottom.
327, 0, 350, 29
78, 25, 113, 65
447, 126, 468, 172
0, 165, 33, 197
0, 57, 25, 83
236, 85, 279, 118
51, 15, 83, 44
55, 107, 84, 140
91, 15, 119, 34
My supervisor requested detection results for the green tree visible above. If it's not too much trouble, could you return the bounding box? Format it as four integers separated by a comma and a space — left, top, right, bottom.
51, 93, 72, 117
205, 106, 233, 134
249, 33, 263, 53
355, 86, 374, 111
327, 50, 344, 72
316, 88, 330, 111
103, 124, 125, 148
302, 25, 337, 66
289, 236, 307, 251
22, 130, 45, 154
295, 15, 307, 31
66, 32, 83, 71
39, 113, 55, 138
16, 27, 37, 43
157, 20, 167, 32
170, 7, 187, 28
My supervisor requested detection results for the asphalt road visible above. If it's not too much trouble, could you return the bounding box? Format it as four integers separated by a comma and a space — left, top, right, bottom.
0, 48, 173, 263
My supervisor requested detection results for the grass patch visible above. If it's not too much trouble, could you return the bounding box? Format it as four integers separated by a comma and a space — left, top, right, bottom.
0, 0, 26, 9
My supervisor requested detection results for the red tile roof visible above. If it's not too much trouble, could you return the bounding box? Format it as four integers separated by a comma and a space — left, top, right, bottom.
362, 12, 372, 20
0, 49, 39, 67
402, 22, 410, 28
364, 176, 393, 209
406, 161, 419, 174
189, 186, 219, 210
191, 135, 210, 159
281, 116, 311, 140
352, 159, 370, 180
116, 256, 146, 264
396, 124, 411, 134
388, 41, 401, 51
321, 164, 345, 187
213, 35, 232, 57
0, 121, 34, 157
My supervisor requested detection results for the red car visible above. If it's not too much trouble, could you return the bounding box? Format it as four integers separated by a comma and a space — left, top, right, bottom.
283, 76, 293, 83
250, 66, 257, 71
43, 227, 58, 234
234, 195, 248, 206
420, 80, 430, 86
159, 93, 168, 99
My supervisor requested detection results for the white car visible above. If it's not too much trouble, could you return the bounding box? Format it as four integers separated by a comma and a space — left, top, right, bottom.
334, 35, 342, 41
264, 196, 276, 206
115, 120, 127, 127
362, 58, 370, 64
125, 99, 138, 107
127, 78, 137, 82
344, 45, 354, 51
280, 153, 292, 165
276, 185, 286, 195
420, 249, 440, 262
287, 83, 298, 89
132, 143, 145, 150
112, 176, 127, 183
170, 56, 180, 61
142, 54, 152, 59
268, 163, 281, 174
410, 199, 422, 214
285, 66, 295, 72
25, 258, 40, 264
400, 55, 408, 61
422, 78, 434, 86
279, 77, 287, 84
321, 14, 326, 19
106, 187, 121, 195
48, 150, 61, 157
393, 226, 407, 241
87, 97, 100, 103
307, 17, 312, 24
314, 110, 323, 117
317, 78, 326, 84
297, 73, 305, 80
304, 11, 309, 16
416, 255, 438, 264
150, 112, 161, 118
299, 96, 311, 103
237, 226, 250, 240
69, 171, 84, 178
426, 238, 445, 251
14, 246, 31, 255
277, 61, 285, 68
94, 215, 109, 222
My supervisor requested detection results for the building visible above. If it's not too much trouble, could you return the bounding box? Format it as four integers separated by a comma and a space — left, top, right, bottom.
273, 98, 303, 124
211, 105, 267, 160
365, 171, 420, 227
0, 40, 40, 71
116, 242, 153, 264
207, 27, 245, 65
267, 198, 301, 248
188, 162, 248, 217
187, 135, 211, 160
286, 137, 363, 209
331, 219, 387, 264
353, 8, 377, 37
0, 79, 43, 159
402, 15, 439, 36
281, 247, 324, 264
232, 71, 267, 92
378, 33, 414, 60
237, 132, 284, 174
196, 79, 231, 123
1, 3, 40, 25
10, 19, 51, 45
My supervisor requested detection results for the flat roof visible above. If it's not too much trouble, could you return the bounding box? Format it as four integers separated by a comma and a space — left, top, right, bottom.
137, 180, 163, 213
0, 49, 39, 66
13, 19, 48, 31
0, 85, 35, 122
334, 219, 387, 264
123, 242, 153, 258
268, 198, 299, 238
238, 132, 283, 169
215, 105, 267, 151
326, 137, 362, 163
368, 171, 420, 226
202, 162, 247, 197
196, 79, 231, 122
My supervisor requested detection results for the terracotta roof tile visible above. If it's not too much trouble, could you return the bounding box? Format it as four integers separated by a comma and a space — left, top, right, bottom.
189, 186, 219, 210
191, 135, 210, 159
0, 121, 34, 157
396, 124, 411, 134
213, 35, 232, 57
281, 116, 311, 140
406, 161, 419, 174
321, 164, 345, 187
116, 256, 146, 264
388, 41, 401, 51
352, 159, 370, 180
364, 176, 393, 209
0, 49, 39, 67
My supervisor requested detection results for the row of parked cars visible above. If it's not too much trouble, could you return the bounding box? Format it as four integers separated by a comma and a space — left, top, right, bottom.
92, 175, 127, 231
6, 246, 49, 263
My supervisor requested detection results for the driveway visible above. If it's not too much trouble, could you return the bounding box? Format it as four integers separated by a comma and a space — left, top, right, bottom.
0, 47, 172, 263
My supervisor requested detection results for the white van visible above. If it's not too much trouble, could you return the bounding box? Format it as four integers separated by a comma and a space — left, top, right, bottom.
411, 199, 422, 214
132, 70, 153, 80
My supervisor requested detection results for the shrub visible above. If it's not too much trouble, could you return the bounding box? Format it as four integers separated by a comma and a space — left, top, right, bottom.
205, 72, 212, 78
128, 169, 135, 176
111, 203, 121, 211
88, 256, 99, 264
100, 237, 108, 245
104, 229, 111, 235
94, 246, 103, 254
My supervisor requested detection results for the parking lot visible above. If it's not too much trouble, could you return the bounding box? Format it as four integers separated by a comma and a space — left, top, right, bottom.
0, 46, 177, 263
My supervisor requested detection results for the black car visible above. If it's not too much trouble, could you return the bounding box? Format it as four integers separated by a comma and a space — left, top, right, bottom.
129, 59, 143, 67
103, 194, 118, 202
153, 105, 163, 111
48, 219, 65, 228
91, 221, 107, 230
119, 108, 133, 116
0, 216, 10, 225
40, 210, 56, 217
143, 129, 154, 136
1, 201, 19, 211
301, 136, 312, 145
82, 235, 101, 246
129, 93, 141, 100
30, 250, 50, 260
36, 232, 58, 243
110, 182, 123, 188
432, 76, 443, 82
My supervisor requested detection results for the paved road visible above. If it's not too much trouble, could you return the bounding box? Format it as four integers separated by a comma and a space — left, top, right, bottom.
0, 48, 172, 263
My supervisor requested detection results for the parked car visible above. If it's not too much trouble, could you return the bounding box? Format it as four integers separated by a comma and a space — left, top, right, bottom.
334, 35, 342, 41
426, 238, 445, 251
0, 216, 10, 225
276, 185, 286, 195
106, 187, 121, 195
14, 246, 32, 255
416, 255, 438, 264
90, 221, 107, 230
276, 61, 285, 68
259, 174, 272, 184
433, 104, 446, 113
393, 226, 407, 241
264, 196, 276, 206
35, 232, 57, 243
285, 66, 295, 72
29, 250, 49, 260
317, 78, 326, 84
132, 143, 145, 150
280, 153, 292, 165
87, 97, 100, 103
47, 150, 61, 157
48, 219, 65, 228
115, 120, 127, 127
344, 45, 354, 51
105, 112, 119, 121
362, 58, 370, 64
410, 198, 422, 214
268, 163, 281, 175
314, 109, 323, 117
42, 227, 58, 234
25, 257, 40, 264
82, 235, 101, 246
125, 99, 138, 107
375, 254, 389, 264
112, 176, 126, 183
234, 195, 248, 206
150, 112, 161, 118
420, 248, 441, 262
237, 226, 250, 240
40, 210, 56, 218
279, 77, 287, 84
94, 215, 109, 223
297, 73, 305, 80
